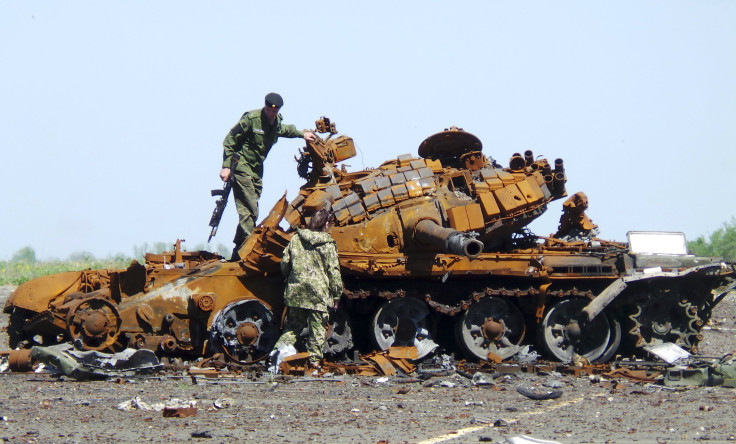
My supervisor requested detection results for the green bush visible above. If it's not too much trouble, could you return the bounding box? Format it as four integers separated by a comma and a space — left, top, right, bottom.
1, 241, 228, 286
11, 246, 37, 263
2, 247, 134, 286
1, 257, 134, 286
688, 217, 736, 261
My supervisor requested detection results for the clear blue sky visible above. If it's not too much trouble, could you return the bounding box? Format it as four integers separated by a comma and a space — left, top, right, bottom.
1, 1, 735, 260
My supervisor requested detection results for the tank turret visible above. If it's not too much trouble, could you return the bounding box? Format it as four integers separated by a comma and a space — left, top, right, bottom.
282, 123, 568, 259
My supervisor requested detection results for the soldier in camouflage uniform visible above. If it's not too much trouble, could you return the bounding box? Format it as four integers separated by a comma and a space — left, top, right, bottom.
272, 204, 343, 370
220, 92, 316, 260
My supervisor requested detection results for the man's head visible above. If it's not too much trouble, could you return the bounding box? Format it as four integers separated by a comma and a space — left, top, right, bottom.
263, 92, 283, 124
307, 205, 333, 232
305, 198, 333, 232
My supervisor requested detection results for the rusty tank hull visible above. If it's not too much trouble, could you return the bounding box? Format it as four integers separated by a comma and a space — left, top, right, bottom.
5, 119, 735, 365
4, 244, 288, 363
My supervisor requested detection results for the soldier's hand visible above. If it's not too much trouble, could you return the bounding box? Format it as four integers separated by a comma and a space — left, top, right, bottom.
219, 167, 231, 182
303, 130, 317, 142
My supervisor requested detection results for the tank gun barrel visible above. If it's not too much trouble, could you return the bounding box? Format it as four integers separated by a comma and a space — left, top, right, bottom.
414, 219, 484, 258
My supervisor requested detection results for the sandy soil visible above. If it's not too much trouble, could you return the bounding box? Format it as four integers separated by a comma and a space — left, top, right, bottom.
1, 285, 735, 444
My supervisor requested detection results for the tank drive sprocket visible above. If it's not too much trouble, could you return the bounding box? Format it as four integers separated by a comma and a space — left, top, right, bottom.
626, 288, 704, 353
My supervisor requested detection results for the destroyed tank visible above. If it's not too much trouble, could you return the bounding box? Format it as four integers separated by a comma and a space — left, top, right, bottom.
3, 242, 290, 364
5, 118, 735, 365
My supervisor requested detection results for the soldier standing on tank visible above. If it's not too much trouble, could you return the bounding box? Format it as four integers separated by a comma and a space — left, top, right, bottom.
271, 203, 343, 373
220, 92, 316, 260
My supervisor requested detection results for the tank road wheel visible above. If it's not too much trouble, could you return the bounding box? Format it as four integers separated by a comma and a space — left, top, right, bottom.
66, 297, 122, 351
212, 300, 280, 364
456, 297, 526, 361
627, 291, 703, 352
538, 298, 621, 363
325, 306, 354, 356
296, 305, 354, 356
371, 297, 437, 359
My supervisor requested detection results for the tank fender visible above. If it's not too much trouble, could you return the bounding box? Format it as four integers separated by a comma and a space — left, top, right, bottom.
581, 262, 729, 323
4, 271, 83, 314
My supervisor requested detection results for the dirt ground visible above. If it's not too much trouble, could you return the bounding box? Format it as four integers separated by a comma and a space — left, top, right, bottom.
1, 285, 735, 444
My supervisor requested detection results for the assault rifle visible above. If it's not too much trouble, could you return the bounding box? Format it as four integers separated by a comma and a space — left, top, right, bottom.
208, 153, 240, 242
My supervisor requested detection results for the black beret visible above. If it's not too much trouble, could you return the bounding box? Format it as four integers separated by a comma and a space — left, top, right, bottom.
265, 92, 283, 109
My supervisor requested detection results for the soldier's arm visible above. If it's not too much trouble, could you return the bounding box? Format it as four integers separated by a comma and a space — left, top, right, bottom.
280, 241, 292, 278
324, 242, 343, 303
220, 117, 252, 181
279, 123, 314, 141
222, 117, 251, 168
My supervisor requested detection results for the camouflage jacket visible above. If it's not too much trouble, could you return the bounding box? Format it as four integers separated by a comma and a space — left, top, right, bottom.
222, 108, 304, 182
281, 229, 343, 312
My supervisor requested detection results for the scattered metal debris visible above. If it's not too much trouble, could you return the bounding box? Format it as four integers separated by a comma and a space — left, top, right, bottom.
213, 396, 233, 409
6, 334, 736, 396
472, 372, 494, 386
116, 397, 160, 411
29, 344, 161, 380
663, 354, 736, 387
516, 386, 563, 400
644, 342, 692, 365
162, 400, 197, 418
268, 344, 297, 374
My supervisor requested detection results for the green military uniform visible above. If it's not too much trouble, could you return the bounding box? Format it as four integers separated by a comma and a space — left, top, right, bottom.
272, 228, 343, 365
222, 108, 304, 255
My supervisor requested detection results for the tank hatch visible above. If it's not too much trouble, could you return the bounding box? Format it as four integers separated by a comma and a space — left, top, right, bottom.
418, 126, 482, 161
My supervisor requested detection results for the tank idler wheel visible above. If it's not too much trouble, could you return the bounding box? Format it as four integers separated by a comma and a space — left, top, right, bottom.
456, 297, 526, 361
212, 299, 280, 364
538, 297, 621, 363
66, 297, 122, 351
371, 297, 437, 359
